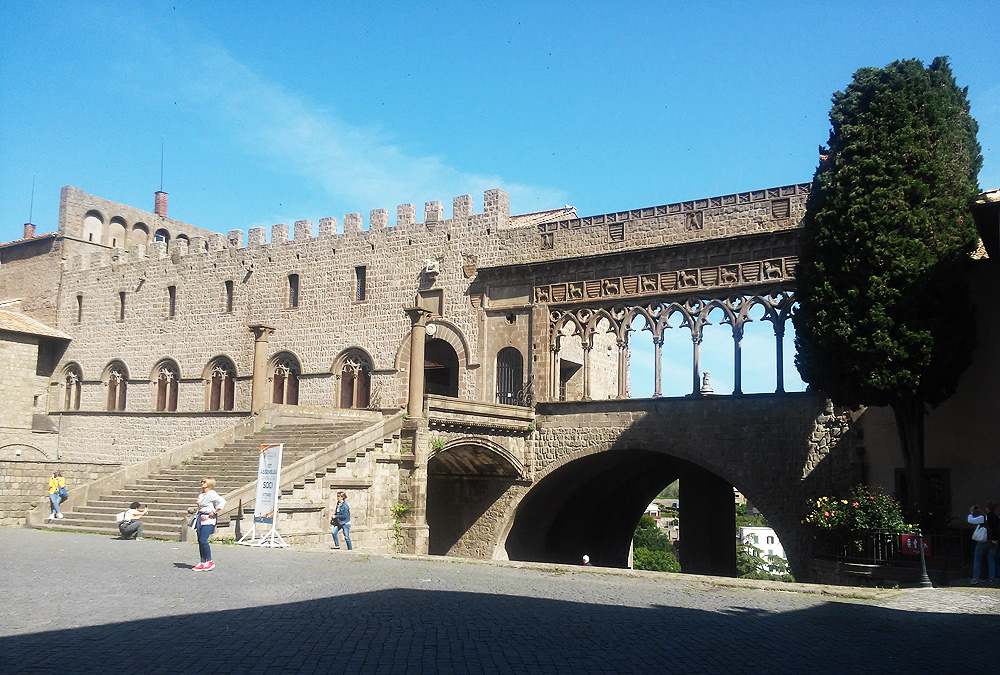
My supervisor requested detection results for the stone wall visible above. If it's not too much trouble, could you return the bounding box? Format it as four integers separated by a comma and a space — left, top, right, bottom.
52, 412, 249, 463
0, 460, 121, 526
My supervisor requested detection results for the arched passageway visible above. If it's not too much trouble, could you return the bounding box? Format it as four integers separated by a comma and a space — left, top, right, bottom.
425, 338, 459, 397
504, 449, 736, 576
427, 442, 521, 556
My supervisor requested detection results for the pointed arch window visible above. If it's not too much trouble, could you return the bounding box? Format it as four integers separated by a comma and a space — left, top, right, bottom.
64, 366, 82, 410
207, 359, 236, 411
155, 361, 180, 412
106, 364, 128, 411
337, 351, 372, 409
271, 355, 300, 405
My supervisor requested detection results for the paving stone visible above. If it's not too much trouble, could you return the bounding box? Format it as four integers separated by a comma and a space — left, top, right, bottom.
0, 529, 996, 674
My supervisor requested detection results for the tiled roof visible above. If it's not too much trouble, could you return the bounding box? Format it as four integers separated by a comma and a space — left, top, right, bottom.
0, 232, 57, 248
0, 309, 70, 340
509, 207, 578, 228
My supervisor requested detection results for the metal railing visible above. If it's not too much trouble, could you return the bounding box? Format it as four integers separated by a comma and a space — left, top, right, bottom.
812, 528, 967, 571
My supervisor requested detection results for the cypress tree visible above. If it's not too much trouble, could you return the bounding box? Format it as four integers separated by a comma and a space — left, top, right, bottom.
793, 57, 982, 523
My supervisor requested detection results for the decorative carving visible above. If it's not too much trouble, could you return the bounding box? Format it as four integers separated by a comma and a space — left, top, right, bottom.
685, 211, 704, 230
462, 253, 478, 278
540, 233, 554, 250
532, 256, 798, 307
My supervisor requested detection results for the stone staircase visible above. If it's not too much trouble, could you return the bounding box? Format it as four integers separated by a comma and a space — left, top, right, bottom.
35, 418, 376, 540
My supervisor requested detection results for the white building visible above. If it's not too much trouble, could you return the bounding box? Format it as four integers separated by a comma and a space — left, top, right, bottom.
739, 526, 785, 560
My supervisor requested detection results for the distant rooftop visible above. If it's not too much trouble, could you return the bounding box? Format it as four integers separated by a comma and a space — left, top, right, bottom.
0, 307, 70, 340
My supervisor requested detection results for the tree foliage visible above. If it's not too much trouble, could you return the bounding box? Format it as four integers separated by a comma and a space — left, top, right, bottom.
632, 516, 681, 572
793, 57, 981, 518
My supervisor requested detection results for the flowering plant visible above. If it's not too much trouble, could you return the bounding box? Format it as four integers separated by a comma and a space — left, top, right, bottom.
804, 485, 915, 533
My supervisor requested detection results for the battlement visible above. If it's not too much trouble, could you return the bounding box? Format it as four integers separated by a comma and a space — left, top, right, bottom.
58, 182, 811, 275
62, 188, 515, 273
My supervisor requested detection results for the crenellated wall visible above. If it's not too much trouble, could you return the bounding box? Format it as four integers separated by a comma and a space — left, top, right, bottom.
19, 181, 808, 464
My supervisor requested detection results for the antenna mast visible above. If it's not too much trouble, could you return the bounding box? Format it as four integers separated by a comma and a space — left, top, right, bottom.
29, 175, 36, 223
160, 136, 164, 192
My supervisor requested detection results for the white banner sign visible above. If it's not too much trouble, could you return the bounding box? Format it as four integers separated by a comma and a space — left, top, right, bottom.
253, 443, 282, 525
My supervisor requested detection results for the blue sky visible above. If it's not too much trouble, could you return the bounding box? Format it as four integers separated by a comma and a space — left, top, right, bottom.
1, 1, 996, 396
2, 1, 996, 240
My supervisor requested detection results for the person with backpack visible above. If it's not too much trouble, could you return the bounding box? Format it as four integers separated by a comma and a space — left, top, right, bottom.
968, 502, 997, 585
117, 502, 148, 540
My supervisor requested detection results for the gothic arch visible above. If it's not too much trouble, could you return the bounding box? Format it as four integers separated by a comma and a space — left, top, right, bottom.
332, 347, 374, 409
150, 358, 180, 412
102, 360, 130, 411
61, 362, 83, 411
268, 351, 302, 405
203, 355, 237, 411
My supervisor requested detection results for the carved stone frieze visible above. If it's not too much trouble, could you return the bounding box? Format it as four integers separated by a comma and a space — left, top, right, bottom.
534, 256, 799, 305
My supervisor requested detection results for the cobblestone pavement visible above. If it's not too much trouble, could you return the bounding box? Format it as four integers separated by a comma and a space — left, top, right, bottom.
1, 529, 997, 674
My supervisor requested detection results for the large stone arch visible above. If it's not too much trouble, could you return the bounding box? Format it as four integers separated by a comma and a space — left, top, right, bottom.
426, 436, 525, 557
483, 394, 855, 578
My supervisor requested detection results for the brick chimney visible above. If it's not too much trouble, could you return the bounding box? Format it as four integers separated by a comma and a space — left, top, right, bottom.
154, 191, 168, 217
23, 223, 35, 238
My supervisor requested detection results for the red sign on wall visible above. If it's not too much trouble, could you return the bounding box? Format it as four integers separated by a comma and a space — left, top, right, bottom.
900, 534, 930, 555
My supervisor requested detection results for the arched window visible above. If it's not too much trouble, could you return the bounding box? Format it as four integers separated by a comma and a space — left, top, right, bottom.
154, 360, 180, 412
153, 228, 170, 244
336, 350, 372, 409
271, 353, 300, 405
496, 347, 524, 405
105, 362, 128, 411
63, 364, 82, 410
82, 211, 103, 243
108, 217, 127, 248
207, 358, 236, 411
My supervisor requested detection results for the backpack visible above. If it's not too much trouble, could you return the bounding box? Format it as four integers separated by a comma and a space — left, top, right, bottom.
115, 510, 130, 524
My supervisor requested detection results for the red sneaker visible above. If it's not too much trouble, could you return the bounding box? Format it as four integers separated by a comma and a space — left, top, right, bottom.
193, 562, 206, 571
204, 560, 215, 571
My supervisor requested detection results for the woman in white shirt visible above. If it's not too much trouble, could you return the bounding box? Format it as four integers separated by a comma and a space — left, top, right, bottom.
193, 477, 226, 572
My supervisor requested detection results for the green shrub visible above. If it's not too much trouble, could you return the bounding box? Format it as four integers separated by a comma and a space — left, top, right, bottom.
633, 546, 681, 572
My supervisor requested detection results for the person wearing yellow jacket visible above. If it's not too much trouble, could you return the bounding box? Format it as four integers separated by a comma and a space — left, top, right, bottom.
47, 471, 66, 520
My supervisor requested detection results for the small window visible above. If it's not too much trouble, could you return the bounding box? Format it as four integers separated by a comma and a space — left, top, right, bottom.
76, 295, 83, 324
224, 280, 234, 313
118, 292, 126, 321
288, 274, 300, 308
355, 266, 366, 302
767, 535, 775, 545
168, 286, 177, 318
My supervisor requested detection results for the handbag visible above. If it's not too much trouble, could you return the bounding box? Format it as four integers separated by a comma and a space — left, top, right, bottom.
58, 486, 68, 503
189, 513, 199, 531
972, 524, 988, 542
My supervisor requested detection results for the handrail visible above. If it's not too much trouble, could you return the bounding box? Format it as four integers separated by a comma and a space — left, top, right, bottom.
207, 410, 407, 532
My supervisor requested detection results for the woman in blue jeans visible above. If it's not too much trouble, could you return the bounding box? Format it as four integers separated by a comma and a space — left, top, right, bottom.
193, 477, 226, 571
331, 491, 352, 550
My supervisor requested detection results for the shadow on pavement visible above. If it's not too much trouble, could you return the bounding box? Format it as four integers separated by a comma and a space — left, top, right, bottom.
0, 587, 988, 674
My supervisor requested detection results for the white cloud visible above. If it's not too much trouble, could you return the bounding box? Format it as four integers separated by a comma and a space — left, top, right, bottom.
175, 45, 567, 220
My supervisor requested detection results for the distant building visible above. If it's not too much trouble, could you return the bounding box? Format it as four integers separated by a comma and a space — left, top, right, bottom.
739, 526, 785, 560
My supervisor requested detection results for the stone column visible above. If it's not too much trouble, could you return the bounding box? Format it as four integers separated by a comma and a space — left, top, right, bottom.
774, 319, 786, 394
691, 332, 703, 396
249, 325, 275, 414
404, 307, 433, 417
652, 335, 663, 398
581, 343, 592, 401
617, 338, 629, 398
733, 323, 744, 396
